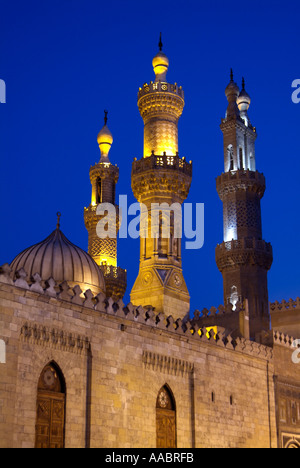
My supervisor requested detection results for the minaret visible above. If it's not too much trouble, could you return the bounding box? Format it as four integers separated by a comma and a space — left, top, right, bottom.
84, 111, 127, 300
130, 37, 192, 319
215, 72, 273, 339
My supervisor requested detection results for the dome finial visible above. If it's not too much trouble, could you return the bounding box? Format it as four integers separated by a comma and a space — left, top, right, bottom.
158, 32, 163, 51
56, 212, 61, 230
152, 34, 169, 82
97, 113, 113, 163
242, 77, 245, 90
230, 68, 234, 82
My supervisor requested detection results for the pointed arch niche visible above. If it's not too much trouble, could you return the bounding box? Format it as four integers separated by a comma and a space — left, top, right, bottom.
156, 385, 177, 448
35, 362, 66, 449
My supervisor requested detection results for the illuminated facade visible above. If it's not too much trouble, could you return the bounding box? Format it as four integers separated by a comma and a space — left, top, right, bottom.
131, 42, 192, 318
0, 40, 299, 449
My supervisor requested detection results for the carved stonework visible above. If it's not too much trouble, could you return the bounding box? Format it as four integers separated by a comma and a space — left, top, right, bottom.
20, 322, 90, 355
142, 351, 194, 376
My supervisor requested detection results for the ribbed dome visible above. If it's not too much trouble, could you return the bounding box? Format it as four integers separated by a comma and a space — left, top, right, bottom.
10, 226, 105, 295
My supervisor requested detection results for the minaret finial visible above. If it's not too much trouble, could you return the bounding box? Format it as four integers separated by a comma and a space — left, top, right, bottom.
158, 32, 163, 51
104, 109, 108, 126
242, 77, 245, 90
56, 212, 61, 230
230, 68, 234, 82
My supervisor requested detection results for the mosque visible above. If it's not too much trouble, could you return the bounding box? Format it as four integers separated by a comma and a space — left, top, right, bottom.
0, 38, 299, 448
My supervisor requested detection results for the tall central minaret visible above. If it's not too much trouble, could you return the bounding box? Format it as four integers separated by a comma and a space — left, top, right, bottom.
216, 72, 273, 339
130, 37, 192, 319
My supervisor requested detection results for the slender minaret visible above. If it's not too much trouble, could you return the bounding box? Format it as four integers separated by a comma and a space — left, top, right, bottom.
130, 37, 192, 319
84, 111, 127, 300
215, 72, 273, 339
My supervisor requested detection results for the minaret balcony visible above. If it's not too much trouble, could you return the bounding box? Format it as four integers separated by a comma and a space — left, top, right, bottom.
100, 265, 127, 300
138, 81, 184, 100
216, 169, 266, 200
132, 153, 192, 177
216, 238, 273, 272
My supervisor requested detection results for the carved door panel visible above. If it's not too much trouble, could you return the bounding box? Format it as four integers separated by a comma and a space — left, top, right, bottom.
35, 363, 66, 449
35, 392, 65, 449
156, 409, 176, 448
156, 386, 176, 448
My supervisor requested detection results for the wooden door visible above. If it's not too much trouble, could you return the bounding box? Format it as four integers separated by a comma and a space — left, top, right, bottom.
35, 363, 65, 449
156, 386, 176, 448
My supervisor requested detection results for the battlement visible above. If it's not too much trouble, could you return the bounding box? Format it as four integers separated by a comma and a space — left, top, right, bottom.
270, 298, 300, 313
270, 298, 300, 338
273, 330, 299, 349
0, 264, 273, 361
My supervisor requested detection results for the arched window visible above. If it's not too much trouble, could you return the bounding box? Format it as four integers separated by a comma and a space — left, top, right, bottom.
156, 385, 176, 448
239, 147, 244, 170
96, 177, 102, 204
227, 145, 234, 172
35, 362, 66, 449
249, 152, 255, 171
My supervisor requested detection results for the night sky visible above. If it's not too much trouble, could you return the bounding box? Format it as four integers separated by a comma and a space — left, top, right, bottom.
0, 0, 299, 313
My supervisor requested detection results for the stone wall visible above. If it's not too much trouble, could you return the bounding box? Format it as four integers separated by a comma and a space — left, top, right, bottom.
0, 277, 277, 448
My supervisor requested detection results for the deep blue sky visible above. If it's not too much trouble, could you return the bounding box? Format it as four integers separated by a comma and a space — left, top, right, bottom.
0, 0, 299, 312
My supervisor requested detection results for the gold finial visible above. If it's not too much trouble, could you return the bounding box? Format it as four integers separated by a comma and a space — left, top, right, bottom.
56, 212, 61, 229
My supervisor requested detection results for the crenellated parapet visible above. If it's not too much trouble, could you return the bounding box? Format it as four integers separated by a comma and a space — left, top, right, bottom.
270, 298, 300, 338
270, 298, 300, 313
0, 263, 273, 361
273, 330, 299, 349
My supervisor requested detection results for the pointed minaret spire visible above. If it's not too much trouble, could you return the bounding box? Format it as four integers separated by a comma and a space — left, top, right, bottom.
104, 109, 108, 126
230, 68, 234, 82
158, 32, 163, 51
56, 212, 61, 230
242, 77, 245, 90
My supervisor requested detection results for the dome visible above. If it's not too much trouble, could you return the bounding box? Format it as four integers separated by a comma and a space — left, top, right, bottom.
152, 51, 169, 81
237, 79, 251, 113
97, 123, 113, 163
97, 124, 113, 147
10, 223, 106, 296
225, 80, 240, 101
225, 70, 240, 119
